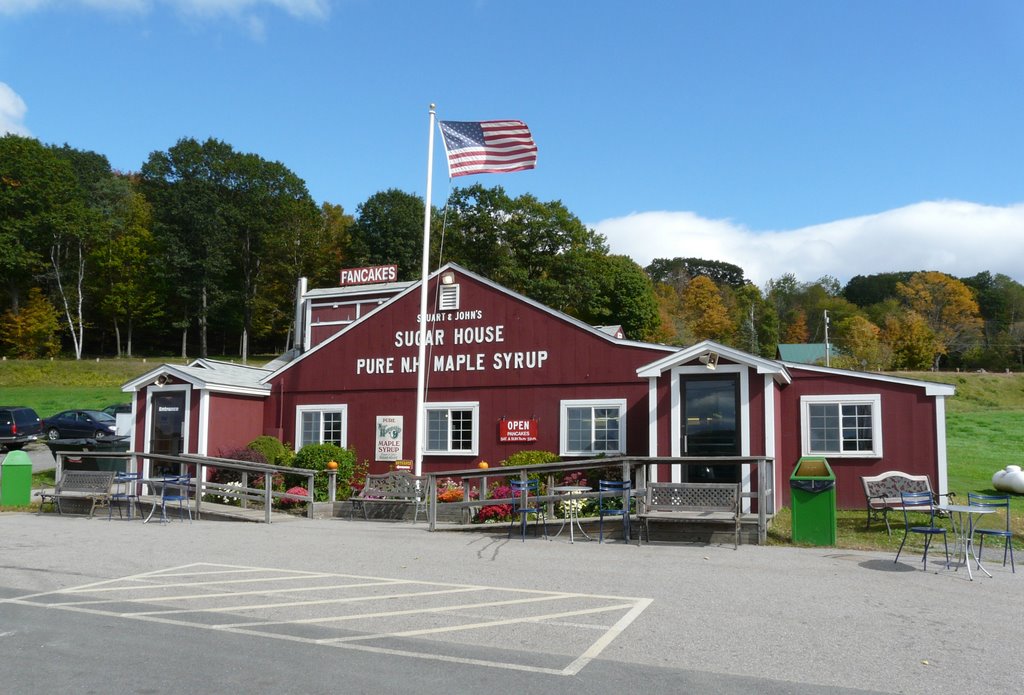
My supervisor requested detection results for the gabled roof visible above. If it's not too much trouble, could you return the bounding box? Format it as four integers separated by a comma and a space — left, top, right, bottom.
304, 281, 416, 300
637, 339, 793, 384
122, 358, 272, 397
779, 361, 957, 396
261, 262, 677, 384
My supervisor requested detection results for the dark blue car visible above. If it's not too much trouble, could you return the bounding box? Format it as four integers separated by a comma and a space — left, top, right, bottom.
43, 410, 117, 440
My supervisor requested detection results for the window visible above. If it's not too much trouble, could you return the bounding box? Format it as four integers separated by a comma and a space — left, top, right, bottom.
295, 405, 347, 449
560, 399, 626, 456
424, 402, 478, 455
800, 394, 882, 457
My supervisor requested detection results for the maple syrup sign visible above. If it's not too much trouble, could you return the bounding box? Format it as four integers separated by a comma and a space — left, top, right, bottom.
500, 419, 538, 443
353, 310, 550, 376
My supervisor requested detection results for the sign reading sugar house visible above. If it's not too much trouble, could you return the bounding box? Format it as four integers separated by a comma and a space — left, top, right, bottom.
339, 264, 398, 286
353, 309, 550, 375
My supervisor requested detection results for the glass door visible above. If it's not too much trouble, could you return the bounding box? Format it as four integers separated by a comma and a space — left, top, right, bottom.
149, 391, 185, 477
681, 375, 740, 482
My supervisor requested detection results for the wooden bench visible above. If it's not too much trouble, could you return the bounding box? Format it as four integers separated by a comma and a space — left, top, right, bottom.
36, 471, 115, 518
860, 470, 953, 535
350, 471, 426, 522
638, 482, 741, 548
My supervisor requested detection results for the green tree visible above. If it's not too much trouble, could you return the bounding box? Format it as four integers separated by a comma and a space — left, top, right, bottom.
0, 135, 77, 317
46, 144, 117, 359
442, 184, 609, 313
843, 272, 914, 307
582, 255, 661, 341
730, 283, 776, 356
646, 257, 747, 288
258, 200, 347, 352
222, 151, 320, 361
90, 176, 161, 357
349, 189, 428, 280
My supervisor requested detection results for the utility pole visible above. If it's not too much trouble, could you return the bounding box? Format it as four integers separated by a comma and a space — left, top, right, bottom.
823, 309, 830, 367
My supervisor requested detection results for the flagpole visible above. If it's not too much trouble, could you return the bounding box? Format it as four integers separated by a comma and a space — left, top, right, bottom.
413, 103, 436, 477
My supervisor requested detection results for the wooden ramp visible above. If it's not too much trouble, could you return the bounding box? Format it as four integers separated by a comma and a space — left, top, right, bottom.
136, 496, 303, 523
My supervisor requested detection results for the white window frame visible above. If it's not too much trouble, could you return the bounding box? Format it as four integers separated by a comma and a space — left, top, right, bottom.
423, 401, 479, 456
294, 404, 348, 451
559, 398, 627, 457
800, 394, 883, 458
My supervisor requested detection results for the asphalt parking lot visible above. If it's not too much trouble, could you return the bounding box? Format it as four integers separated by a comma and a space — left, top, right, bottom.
1, 510, 1020, 694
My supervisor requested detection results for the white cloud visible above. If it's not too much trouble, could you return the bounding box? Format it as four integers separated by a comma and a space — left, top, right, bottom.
0, 82, 30, 136
592, 201, 1024, 287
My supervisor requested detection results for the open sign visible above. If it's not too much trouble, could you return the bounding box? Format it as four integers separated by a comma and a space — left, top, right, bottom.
499, 418, 537, 442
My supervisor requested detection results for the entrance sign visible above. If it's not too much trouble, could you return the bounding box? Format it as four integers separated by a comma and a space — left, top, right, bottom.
340, 265, 398, 286
500, 418, 538, 443
375, 415, 404, 461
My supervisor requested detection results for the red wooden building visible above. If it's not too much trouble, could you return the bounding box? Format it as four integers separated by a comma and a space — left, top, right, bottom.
123, 263, 955, 512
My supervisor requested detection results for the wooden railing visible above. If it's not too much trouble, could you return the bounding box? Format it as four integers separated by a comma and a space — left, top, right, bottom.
423, 456, 775, 544
50, 449, 317, 523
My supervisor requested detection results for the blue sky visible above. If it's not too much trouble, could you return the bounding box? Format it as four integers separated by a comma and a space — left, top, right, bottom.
2, 0, 1022, 286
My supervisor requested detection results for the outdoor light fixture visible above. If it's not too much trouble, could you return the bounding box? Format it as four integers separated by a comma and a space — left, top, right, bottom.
698, 351, 719, 370
154, 374, 170, 387
440, 271, 456, 285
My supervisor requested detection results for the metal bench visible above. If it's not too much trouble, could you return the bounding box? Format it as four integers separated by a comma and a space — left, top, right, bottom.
350, 471, 426, 522
638, 482, 741, 548
36, 470, 115, 518
861, 470, 953, 535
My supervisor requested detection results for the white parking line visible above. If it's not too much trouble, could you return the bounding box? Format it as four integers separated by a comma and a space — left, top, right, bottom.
9, 563, 652, 676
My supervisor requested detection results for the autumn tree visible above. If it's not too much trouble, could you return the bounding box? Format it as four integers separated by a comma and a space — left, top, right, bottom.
833, 315, 892, 371
681, 275, 732, 340
883, 310, 937, 370
652, 282, 687, 344
896, 271, 983, 369
0, 287, 61, 358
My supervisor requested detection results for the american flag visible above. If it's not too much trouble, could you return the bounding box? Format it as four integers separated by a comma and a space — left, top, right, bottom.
438, 120, 538, 177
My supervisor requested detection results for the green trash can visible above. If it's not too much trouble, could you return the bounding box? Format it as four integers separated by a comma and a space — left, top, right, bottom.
790, 456, 837, 546
1, 449, 33, 506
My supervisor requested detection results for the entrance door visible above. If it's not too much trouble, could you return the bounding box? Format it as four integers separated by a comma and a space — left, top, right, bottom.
681, 375, 740, 482
149, 391, 185, 477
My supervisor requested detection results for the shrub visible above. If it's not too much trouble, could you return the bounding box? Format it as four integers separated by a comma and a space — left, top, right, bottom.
247, 435, 293, 467
279, 486, 309, 508
500, 450, 560, 468
292, 443, 355, 501
211, 447, 269, 485
474, 483, 514, 523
